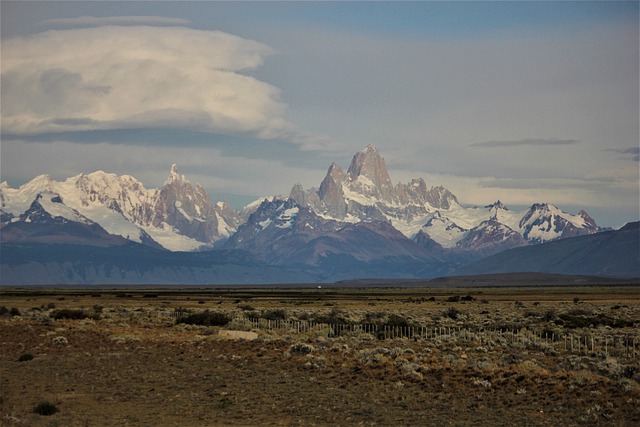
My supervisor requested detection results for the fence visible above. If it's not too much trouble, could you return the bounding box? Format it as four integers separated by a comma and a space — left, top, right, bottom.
168, 310, 638, 359
242, 317, 638, 360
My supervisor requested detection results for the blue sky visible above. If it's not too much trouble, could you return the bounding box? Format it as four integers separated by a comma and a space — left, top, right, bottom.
1, 1, 638, 227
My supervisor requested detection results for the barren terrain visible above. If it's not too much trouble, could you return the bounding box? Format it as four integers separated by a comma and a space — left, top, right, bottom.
1, 285, 639, 426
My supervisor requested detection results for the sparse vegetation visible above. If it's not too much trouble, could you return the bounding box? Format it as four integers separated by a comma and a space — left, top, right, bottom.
0, 286, 638, 425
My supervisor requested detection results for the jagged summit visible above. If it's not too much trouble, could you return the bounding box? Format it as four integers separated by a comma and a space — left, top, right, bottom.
346, 144, 395, 201
165, 164, 189, 185
486, 200, 508, 210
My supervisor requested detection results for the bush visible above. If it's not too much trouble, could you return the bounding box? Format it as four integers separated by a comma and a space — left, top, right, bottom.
443, 307, 461, 320
385, 314, 410, 328
260, 309, 287, 321
289, 343, 314, 355
447, 295, 461, 303
51, 309, 96, 320
556, 313, 633, 329
542, 310, 556, 322
33, 401, 58, 416
176, 310, 230, 327
312, 309, 348, 325
0, 306, 8, 316
9, 307, 21, 316
18, 353, 34, 362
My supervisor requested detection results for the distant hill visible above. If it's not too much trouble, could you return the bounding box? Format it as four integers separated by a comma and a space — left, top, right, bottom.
455, 222, 639, 278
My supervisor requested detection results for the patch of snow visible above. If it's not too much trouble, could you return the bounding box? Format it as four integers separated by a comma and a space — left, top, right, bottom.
215, 212, 234, 238
38, 193, 92, 224
276, 206, 299, 228
142, 223, 206, 251
77, 202, 144, 243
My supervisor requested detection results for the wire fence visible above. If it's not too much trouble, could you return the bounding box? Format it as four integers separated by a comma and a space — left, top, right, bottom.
168, 309, 638, 359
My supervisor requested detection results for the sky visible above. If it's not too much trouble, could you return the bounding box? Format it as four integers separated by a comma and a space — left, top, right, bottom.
1, 1, 638, 227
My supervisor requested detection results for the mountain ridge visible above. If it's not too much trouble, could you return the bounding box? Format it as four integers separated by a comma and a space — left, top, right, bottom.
1, 145, 624, 284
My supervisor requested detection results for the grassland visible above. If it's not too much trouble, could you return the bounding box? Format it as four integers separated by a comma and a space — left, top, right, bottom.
1, 284, 639, 426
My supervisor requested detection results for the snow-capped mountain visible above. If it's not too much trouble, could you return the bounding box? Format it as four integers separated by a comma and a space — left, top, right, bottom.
223, 198, 453, 279
1, 145, 602, 258
288, 145, 601, 255
0, 165, 242, 251
0, 145, 622, 284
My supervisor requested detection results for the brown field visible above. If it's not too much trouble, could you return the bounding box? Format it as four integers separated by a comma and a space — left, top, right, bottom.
1, 285, 639, 426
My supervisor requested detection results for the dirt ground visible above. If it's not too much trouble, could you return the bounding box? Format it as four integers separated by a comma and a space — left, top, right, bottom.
1, 286, 639, 426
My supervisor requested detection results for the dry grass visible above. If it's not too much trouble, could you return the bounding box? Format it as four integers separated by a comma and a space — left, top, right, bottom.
1, 286, 638, 426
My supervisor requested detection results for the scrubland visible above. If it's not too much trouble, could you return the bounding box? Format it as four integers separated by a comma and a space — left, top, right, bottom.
1, 286, 639, 426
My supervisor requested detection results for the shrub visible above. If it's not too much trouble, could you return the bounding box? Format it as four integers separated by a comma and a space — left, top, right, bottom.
51, 309, 95, 320
260, 309, 287, 321
460, 295, 475, 302
9, 307, 21, 316
313, 308, 348, 325
447, 295, 461, 303
0, 306, 8, 316
443, 307, 461, 320
363, 311, 386, 324
556, 313, 633, 329
289, 343, 314, 355
542, 310, 556, 322
238, 304, 255, 311
33, 401, 58, 416
176, 310, 230, 326
18, 353, 34, 362
385, 314, 410, 328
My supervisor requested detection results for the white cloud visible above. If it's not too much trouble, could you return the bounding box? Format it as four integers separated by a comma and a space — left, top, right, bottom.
1, 25, 332, 149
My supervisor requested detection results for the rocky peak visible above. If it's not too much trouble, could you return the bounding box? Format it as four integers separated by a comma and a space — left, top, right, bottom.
346, 145, 395, 201
166, 164, 185, 184
426, 186, 459, 210
289, 183, 307, 206
318, 163, 347, 218
486, 200, 508, 210
579, 210, 598, 229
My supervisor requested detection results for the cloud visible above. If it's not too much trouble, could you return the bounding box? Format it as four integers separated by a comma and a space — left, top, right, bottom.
41, 16, 192, 27
0, 139, 327, 201
605, 147, 639, 161
470, 138, 581, 148
0, 25, 333, 149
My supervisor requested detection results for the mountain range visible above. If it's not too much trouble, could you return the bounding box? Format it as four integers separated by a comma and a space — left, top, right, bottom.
2, 145, 635, 284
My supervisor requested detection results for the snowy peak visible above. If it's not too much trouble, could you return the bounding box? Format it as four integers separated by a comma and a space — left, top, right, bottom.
1, 165, 242, 252
518, 203, 599, 243
456, 219, 527, 256
15, 191, 95, 228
